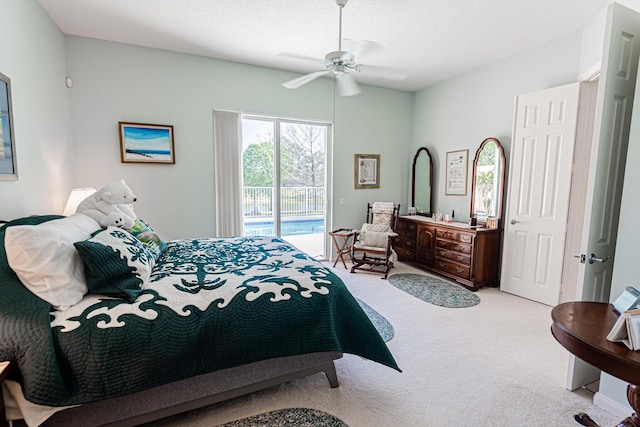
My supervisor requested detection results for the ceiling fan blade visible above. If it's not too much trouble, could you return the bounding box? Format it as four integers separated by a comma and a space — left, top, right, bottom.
336, 73, 361, 97
277, 52, 326, 65
342, 38, 384, 58
357, 63, 409, 81
282, 70, 332, 89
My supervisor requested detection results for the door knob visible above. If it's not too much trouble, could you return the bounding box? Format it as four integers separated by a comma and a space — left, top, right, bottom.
588, 253, 611, 264
510, 219, 519, 225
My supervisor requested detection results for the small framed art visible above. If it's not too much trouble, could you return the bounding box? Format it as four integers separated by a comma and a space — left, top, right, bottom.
119, 122, 175, 164
486, 217, 499, 230
0, 72, 18, 181
354, 154, 380, 189
445, 149, 468, 196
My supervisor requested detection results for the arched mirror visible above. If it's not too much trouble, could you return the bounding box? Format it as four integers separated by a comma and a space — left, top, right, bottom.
470, 138, 506, 225
411, 147, 433, 215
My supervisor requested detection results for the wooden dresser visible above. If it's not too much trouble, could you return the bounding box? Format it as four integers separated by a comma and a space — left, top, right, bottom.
394, 215, 502, 290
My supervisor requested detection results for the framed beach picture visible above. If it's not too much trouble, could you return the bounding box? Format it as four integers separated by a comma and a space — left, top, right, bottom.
445, 149, 468, 196
354, 154, 380, 189
0, 72, 18, 181
119, 122, 175, 164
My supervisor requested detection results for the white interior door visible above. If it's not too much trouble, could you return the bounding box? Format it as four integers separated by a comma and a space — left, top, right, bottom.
500, 83, 581, 306
567, 2, 640, 391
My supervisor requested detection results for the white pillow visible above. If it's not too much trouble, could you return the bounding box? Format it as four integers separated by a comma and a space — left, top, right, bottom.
360, 223, 392, 247
5, 214, 101, 311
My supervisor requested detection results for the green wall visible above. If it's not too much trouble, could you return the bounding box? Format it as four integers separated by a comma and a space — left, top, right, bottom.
411, 32, 583, 223
0, 0, 74, 219
65, 37, 413, 240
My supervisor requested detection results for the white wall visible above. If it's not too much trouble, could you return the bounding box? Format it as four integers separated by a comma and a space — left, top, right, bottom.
0, 0, 74, 219
411, 32, 584, 223
64, 37, 413, 240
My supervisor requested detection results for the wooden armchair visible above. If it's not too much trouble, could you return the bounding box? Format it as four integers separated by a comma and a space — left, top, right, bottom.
350, 202, 400, 279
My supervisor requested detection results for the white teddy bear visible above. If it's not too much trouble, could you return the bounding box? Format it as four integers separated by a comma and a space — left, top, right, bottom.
76, 179, 138, 228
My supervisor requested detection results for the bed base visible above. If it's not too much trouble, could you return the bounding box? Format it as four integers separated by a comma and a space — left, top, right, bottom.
40, 352, 342, 427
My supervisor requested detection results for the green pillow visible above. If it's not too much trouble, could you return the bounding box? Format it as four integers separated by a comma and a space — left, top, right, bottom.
126, 218, 167, 260
74, 227, 155, 302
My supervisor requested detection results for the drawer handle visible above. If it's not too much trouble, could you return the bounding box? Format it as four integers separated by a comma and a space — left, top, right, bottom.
407, 241, 413, 246
439, 250, 446, 256
456, 255, 464, 260
455, 246, 463, 251
456, 269, 464, 274
439, 262, 446, 267
407, 251, 413, 256
439, 241, 446, 246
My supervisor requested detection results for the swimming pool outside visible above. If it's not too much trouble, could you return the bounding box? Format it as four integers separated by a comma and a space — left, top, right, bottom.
244, 216, 326, 258
244, 216, 325, 237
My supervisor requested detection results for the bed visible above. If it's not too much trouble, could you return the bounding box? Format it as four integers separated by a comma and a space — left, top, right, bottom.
0, 215, 399, 426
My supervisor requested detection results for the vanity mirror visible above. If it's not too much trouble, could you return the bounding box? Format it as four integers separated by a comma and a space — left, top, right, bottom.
411, 146, 433, 215
469, 137, 505, 225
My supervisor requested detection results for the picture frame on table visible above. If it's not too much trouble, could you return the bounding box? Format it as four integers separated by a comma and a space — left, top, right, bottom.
486, 217, 499, 230
354, 154, 380, 189
445, 149, 468, 196
119, 122, 175, 164
0, 72, 18, 181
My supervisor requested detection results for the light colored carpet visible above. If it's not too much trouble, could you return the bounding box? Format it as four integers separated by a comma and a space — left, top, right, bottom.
146, 262, 620, 427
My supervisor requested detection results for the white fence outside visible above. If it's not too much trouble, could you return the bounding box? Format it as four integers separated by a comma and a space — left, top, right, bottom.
244, 186, 325, 218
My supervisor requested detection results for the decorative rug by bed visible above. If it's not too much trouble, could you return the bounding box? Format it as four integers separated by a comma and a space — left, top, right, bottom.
356, 297, 394, 342
388, 273, 480, 308
216, 407, 347, 426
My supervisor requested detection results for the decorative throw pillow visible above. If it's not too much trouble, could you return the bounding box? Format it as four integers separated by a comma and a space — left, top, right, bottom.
372, 212, 393, 227
359, 223, 392, 247
74, 226, 155, 302
4, 213, 101, 311
126, 218, 167, 260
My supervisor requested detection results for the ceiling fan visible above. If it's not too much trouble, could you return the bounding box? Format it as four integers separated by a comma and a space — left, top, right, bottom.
280, 0, 408, 97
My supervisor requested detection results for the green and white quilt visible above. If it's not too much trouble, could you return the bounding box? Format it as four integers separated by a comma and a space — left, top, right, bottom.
0, 217, 399, 407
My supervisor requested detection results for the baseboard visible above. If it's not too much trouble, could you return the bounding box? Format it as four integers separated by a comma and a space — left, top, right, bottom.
593, 391, 632, 420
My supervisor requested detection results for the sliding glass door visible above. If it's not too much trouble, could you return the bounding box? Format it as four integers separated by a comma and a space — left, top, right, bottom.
241, 115, 330, 259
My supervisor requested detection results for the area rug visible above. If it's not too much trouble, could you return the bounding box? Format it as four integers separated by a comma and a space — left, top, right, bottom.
216, 408, 347, 426
388, 273, 480, 308
356, 297, 394, 342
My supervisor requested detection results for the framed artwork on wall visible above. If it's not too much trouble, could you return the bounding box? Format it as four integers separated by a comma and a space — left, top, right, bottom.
119, 122, 175, 164
354, 154, 380, 189
0, 72, 18, 181
445, 149, 468, 196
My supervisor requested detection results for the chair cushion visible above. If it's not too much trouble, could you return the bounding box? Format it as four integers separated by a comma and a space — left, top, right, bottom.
359, 223, 392, 248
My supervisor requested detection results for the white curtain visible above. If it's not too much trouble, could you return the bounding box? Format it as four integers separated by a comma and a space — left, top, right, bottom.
213, 110, 244, 237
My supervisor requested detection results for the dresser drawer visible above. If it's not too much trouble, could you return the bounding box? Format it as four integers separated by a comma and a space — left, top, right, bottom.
436, 249, 471, 265
451, 242, 472, 254
459, 233, 473, 244
396, 246, 415, 260
395, 237, 416, 250
436, 229, 473, 244
397, 219, 417, 239
435, 259, 471, 279
436, 239, 452, 250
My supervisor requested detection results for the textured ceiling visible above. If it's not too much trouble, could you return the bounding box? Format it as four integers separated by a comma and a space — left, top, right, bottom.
37, 0, 612, 92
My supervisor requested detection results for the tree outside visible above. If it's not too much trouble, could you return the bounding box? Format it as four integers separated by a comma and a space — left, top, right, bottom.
242, 123, 326, 217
